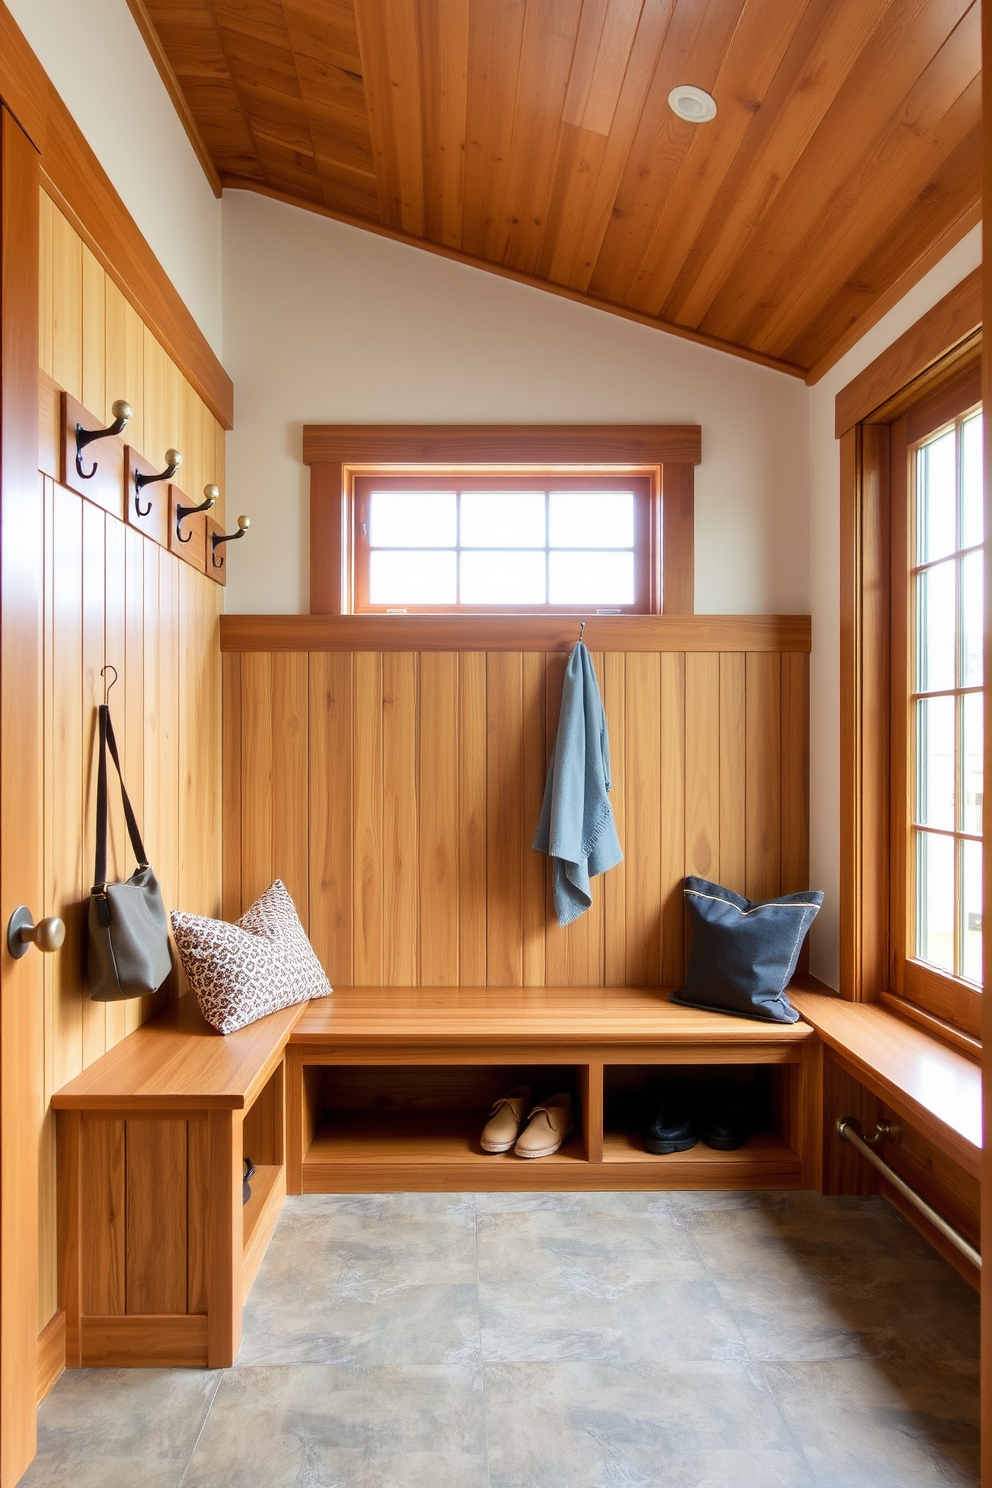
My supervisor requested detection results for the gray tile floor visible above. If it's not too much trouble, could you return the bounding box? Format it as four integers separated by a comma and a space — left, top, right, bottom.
25, 1190, 980, 1487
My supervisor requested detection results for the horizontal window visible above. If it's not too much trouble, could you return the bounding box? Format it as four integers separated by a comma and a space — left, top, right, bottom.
353, 475, 654, 614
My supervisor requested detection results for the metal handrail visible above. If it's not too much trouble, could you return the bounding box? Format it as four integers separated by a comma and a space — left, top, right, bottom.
836, 1117, 981, 1271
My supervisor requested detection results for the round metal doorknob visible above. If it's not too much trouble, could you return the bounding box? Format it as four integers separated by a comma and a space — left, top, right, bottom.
6, 907, 65, 959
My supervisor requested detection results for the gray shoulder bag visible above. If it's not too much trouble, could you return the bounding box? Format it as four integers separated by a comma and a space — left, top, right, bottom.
87, 703, 172, 1002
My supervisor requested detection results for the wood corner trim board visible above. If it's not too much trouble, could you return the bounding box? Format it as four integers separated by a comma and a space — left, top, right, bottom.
834, 268, 981, 438
0, 0, 233, 430
218, 612, 811, 654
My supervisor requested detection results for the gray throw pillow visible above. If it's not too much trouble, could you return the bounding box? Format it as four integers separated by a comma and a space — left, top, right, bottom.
669, 876, 823, 1024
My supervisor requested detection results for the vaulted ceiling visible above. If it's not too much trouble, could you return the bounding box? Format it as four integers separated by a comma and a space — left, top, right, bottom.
133, 0, 981, 380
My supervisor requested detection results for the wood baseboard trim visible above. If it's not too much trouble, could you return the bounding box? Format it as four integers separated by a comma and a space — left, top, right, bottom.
78, 1314, 209, 1368
36, 1312, 65, 1403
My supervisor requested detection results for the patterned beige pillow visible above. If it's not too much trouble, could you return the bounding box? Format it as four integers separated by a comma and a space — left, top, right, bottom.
172, 879, 331, 1034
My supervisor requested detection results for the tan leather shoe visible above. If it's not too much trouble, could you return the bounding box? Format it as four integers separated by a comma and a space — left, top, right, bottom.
480, 1085, 532, 1153
514, 1093, 574, 1158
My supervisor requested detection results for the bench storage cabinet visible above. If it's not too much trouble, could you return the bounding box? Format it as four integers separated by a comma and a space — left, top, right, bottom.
54, 997, 301, 1369
287, 987, 820, 1193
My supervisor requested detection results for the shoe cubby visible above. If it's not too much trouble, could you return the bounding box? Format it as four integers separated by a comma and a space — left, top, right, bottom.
602, 1063, 803, 1185
300, 1064, 589, 1190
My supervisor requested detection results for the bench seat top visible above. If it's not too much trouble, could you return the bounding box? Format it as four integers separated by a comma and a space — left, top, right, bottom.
290, 982, 817, 1050
53, 995, 303, 1112
790, 990, 982, 1177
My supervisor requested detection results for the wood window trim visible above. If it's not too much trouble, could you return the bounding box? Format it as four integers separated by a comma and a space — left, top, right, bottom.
838, 302, 983, 1040
303, 425, 701, 617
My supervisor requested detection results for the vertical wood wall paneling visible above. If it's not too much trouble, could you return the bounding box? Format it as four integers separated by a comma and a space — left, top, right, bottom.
622, 653, 662, 984
353, 652, 383, 984
35, 194, 227, 1342
718, 653, 746, 891
224, 637, 809, 990
487, 652, 524, 986
602, 651, 627, 986
745, 652, 783, 902
381, 653, 418, 983
659, 652, 686, 985
309, 652, 354, 984
419, 653, 459, 984
458, 652, 487, 984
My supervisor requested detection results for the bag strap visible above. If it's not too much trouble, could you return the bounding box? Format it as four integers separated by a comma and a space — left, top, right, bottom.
91, 703, 149, 895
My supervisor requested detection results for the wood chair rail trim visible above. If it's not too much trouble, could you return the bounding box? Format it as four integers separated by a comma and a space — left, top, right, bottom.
219, 613, 812, 654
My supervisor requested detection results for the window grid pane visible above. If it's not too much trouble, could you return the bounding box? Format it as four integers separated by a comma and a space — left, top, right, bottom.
365, 486, 640, 610
911, 408, 983, 987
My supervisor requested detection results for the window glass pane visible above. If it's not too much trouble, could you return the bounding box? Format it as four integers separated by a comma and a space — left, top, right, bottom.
962, 838, 983, 985
961, 548, 983, 689
961, 412, 983, 549
916, 430, 956, 563
459, 550, 546, 605
916, 831, 955, 972
549, 492, 634, 549
915, 561, 955, 692
549, 550, 635, 605
460, 492, 545, 548
369, 492, 456, 548
369, 550, 456, 604
962, 691, 983, 836
915, 695, 955, 830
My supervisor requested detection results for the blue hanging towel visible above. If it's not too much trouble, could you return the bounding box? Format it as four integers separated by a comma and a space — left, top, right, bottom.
534, 641, 623, 927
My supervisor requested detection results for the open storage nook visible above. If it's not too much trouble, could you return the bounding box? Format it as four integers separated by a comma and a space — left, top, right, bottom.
286, 986, 820, 1194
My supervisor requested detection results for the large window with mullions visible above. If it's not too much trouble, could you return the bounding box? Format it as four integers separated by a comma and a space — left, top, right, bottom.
891, 370, 984, 1037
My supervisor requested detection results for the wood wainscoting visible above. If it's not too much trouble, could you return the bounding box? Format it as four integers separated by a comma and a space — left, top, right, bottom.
220, 615, 810, 989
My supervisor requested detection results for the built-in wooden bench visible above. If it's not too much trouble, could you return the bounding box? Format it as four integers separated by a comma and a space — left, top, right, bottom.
286, 985, 820, 1194
790, 990, 981, 1179
790, 989, 982, 1285
53, 996, 303, 1370
53, 980, 982, 1371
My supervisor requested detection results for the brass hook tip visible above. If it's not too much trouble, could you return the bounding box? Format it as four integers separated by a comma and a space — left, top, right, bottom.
165, 448, 183, 467
111, 399, 132, 421
203, 484, 220, 503
237, 514, 250, 530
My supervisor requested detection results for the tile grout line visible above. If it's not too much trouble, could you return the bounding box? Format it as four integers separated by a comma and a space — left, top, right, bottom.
175, 1370, 225, 1488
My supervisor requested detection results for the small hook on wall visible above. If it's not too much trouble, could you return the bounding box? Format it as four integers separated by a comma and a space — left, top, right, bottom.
211, 515, 250, 570
76, 400, 132, 480
135, 448, 182, 517
176, 484, 219, 544
100, 664, 118, 705
578, 620, 586, 643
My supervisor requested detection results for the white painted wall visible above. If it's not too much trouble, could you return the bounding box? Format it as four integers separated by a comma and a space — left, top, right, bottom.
806, 225, 982, 989
7, 0, 222, 352
221, 190, 809, 617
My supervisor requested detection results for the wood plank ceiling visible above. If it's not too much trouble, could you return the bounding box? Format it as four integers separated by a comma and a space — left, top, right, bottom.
136, 0, 981, 380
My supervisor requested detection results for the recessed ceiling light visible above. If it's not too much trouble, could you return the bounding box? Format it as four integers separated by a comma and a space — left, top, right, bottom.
668, 85, 717, 123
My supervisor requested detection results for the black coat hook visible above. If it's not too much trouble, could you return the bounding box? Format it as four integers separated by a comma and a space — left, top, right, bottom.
211, 515, 250, 569
76, 400, 131, 480
135, 448, 182, 517
100, 665, 118, 704
176, 484, 218, 544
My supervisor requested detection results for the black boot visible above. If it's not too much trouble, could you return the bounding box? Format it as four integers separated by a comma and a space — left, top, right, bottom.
642, 1082, 698, 1154
699, 1082, 750, 1151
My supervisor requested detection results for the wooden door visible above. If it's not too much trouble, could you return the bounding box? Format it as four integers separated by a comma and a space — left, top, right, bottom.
0, 106, 44, 1483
